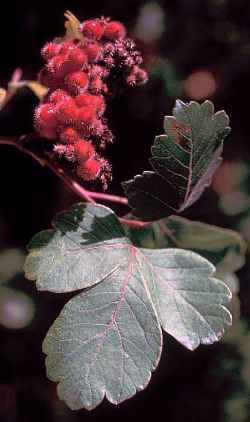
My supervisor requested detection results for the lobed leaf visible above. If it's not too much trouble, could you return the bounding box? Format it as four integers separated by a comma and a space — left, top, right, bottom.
24, 203, 128, 292
141, 248, 232, 350
123, 100, 231, 221
25, 203, 232, 409
125, 215, 246, 274
43, 261, 162, 410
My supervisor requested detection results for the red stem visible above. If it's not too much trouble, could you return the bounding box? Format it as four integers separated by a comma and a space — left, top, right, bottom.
84, 190, 128, 205
119, 218, 151, 229
0, 136, 147, 229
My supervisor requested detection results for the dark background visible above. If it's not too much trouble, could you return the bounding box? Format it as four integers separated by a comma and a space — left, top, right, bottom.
1, 1, 250, 421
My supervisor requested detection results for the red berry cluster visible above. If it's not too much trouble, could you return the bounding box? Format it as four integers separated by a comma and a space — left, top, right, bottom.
34, 17, 148, 185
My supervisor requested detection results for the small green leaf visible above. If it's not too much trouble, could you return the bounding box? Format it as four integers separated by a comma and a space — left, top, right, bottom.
123, 100, 231, 220
25, 203, 232, 409
63, 11, 84, 42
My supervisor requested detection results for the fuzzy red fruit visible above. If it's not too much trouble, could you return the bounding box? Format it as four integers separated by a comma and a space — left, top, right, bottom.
54, 144, 75, 161
60, 41, 77, 55
77, 157, 101, 180
56, 98, 79, 124
49, 89, 71, 104
91, 120, 105, 136
35, 103, 58, 128
39, 126, 58, 140
74, 140, 95, 161
66, 48, 88, 71
59, 127, 80, 144
65, 71, 89, 94
104, 21, 126, 40
89, 77, 103, 94
41, 42, 62, 61
84, 43, 103, 63
127, 66, 148, 86
81, 19, 104, 40
75, 93, 106, 115
76, 106, 97, 126
47, 55, 69, 80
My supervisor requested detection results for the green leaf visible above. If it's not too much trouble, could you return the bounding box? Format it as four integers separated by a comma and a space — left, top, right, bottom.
43, 261, 162, 410
64, 10, 84, 42
141, 248, 232, 350
25, 203, 232, 409
123, 100, 231, 221
24, 203, 128, 292
124, 215, 246, 273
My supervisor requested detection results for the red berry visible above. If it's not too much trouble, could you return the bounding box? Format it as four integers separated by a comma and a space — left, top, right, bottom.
59, 127, 80, 144
90, 65, 106, 78
104, 56, 115, 69
128, 66, 148, 86
101, 83, 108, 94
39, 126, 58, 140
91, 120, 105, 136
66, 48, 88, 71
76, 107, 97, 126
49, 89, 71, 104
35, 103, 58, 128
60, 41, 77, 55
84, 43, 103, 63
74, 140, 95, 161
81, 19, 104, 40
54, 144, 75, 161
41, 42, 62, 61
89, 77, 103, 94
47, 55, 69, 80
104, 21, 126, 40
76, 157, 101, 180
55, 98, 79, 124
75, 93, 106, 115
65, 71, 89, 94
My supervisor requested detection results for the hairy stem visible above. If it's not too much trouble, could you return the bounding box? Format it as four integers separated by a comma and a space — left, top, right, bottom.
0, 135, 147, 228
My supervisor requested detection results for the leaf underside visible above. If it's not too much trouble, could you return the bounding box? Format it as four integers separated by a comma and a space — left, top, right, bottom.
24, 203, 232, 410
123, 100, 231, 221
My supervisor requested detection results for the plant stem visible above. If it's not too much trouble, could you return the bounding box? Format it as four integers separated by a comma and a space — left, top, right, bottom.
84, 190, 128, 205
44, 157, 95, 204
119, 218, 151, 229
0, 137, 46, 167
0, 135, 147, 229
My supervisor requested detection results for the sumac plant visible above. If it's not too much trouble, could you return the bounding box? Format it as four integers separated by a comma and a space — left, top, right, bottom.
0, 11, 246, 411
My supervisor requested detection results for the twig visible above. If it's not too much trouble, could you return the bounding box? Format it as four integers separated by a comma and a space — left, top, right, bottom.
119, 218, 151, 229
0, 135, 147, 229
84, 190, 128, 205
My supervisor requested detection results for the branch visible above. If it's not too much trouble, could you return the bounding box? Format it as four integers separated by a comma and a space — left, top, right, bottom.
0, 135, 149, 228
85, 190, 128, 205
119, 218, 151, 228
